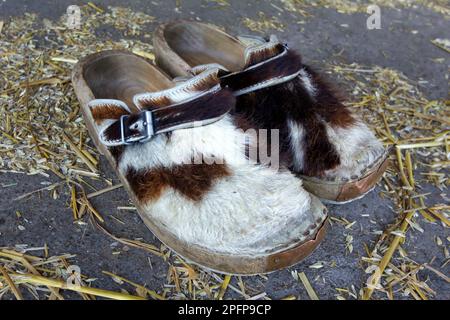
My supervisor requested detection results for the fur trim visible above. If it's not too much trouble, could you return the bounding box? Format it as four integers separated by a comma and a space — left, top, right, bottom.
134, 68, 221, 109
88, 99, 130, 125
117, 115, 248, 172
190, 63, 229, 76
243, 36, 284, 68
88, 99, 133, 149
91, 105, 129, 124
287, 119, 305, 173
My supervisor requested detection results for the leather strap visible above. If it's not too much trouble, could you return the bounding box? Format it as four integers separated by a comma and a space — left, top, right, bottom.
99, 86, 233, 146
89, 70, 235, 147
189, 38, 303, 96
220, 44, 302, 96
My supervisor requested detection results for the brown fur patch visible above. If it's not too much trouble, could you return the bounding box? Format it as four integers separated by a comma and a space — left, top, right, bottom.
233, 74, 341, 177
91, 105, 129, 124
303, 65, 355, 128
126, 162, 230, 203
231, 113, 256, 132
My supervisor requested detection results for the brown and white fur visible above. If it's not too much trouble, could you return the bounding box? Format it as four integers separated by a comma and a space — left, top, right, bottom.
87, 80, 326, 255
233, 45, 384, 181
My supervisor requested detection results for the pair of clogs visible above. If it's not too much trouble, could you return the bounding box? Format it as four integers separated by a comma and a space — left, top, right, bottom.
72, 21, 388, 274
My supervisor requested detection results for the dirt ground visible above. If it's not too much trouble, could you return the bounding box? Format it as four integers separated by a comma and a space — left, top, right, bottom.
0, 0, 448, 300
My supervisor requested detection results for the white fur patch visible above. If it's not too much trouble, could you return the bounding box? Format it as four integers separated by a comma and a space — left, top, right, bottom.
287, 118, 305, 172
299, 69, 317, 97
118, 115, 248, 172
324, 120, 384, 179
145, 164, 321, 254
287, 117, 384, 180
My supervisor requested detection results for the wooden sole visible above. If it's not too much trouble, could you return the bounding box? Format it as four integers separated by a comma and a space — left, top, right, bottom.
71, 50, 329, 275
300, 151, 390, 204
153, 20, 390, 203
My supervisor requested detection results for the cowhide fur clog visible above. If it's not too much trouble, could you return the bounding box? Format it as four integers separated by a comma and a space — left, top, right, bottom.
153, 21, 389, 204
72, 50, 328, 274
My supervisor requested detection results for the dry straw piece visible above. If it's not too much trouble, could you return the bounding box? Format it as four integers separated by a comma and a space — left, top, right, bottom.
297, 272, 319, 300
0, 247, 150, 300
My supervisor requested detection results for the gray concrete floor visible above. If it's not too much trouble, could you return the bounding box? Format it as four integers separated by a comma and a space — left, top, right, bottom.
0, 0, 449, 300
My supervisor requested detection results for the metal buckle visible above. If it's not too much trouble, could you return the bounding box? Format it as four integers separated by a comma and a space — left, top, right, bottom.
119, 111, 154, 145
139, 110, 154, 143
